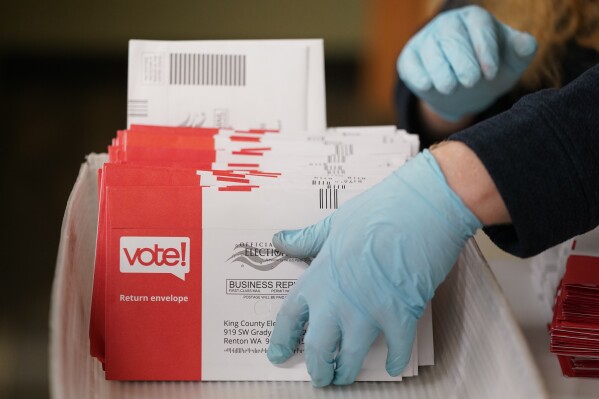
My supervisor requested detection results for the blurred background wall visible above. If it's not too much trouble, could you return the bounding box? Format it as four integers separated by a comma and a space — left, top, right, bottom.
0, 1, 431, 397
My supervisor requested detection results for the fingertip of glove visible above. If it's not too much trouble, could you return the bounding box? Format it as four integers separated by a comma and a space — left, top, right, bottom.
332, 372, 355, 386
385, 358, 408, 377
458, 67, 482, 88
272, 231, 284, 247
267, 344, 292, 364
386, 367, 404, 377
402, 73, 433, 93
397, 49, 433, 93
481, 63, 498, 81
512, 32, 537, 58
413, 77, 434, 93
311, 381, 327, 388
436, 80, 458, 96
310, 375, 333, 388
272, 230, 295, 252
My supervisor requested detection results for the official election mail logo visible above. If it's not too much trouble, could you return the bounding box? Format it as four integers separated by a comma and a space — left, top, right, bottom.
227, 242, 307, 271
120, 236, 190, 281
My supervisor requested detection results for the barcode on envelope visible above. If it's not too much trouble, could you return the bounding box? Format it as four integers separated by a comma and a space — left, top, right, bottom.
128, 99, 149, 118
327, 154, 346, 163
319, 189, 338, 210
334, 144, 353, 157
170, 53, 246, 86
324, 164, 346, 175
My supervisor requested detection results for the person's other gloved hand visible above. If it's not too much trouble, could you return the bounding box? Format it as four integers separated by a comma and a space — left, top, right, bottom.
266, 150, 482, 387
397, 5, 537, 121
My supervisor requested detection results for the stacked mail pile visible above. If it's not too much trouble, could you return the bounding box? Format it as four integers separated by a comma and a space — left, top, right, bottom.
87, 39, 433, 382
89, 123, 428, 381
531, 224, 599, 325
550, 229, 599, 378
52, 150, 547, 397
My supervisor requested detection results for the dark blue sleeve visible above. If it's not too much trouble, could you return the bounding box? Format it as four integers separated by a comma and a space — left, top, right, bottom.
450, 63, 599, 257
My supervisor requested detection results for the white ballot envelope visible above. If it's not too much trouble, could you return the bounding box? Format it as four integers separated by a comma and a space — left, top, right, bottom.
127, 39, 326, 131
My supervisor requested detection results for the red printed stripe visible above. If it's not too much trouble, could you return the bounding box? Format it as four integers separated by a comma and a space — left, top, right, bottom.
227, 163, 259, 168
218, 185, 260, 191
240, 147, 271, 152
211, 170, 247, 178
231, 151, 264, 156
233, 128, 279, 134
216, 176, 250, 184
247, 172, 281, 178
229, 136, 262, 142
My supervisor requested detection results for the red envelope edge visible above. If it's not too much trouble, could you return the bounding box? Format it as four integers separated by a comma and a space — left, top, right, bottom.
558, 355, 599, 378
116, 145, 216, 169
551, 255, 599, 378
104, 185, 202, 380
119, 129, 217, 151
558, 355, 576, 377
563, 255, 599, 286
89, 164, 200, 367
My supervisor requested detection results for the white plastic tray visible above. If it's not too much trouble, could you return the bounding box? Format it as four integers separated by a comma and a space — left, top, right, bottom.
50, 154, 547, 399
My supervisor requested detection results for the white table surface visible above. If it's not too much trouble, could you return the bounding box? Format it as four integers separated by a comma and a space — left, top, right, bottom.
476, 233, 599, 399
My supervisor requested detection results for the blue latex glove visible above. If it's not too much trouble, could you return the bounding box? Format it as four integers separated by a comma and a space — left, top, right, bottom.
397, 5, 537, 121
267, 150, 482, 386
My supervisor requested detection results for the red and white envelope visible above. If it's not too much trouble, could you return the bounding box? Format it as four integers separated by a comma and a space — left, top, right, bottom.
89, 124, 432, 381
89, 163, 200, 366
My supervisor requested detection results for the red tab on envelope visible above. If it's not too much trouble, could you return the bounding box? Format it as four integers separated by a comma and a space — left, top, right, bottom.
104, 185, 202, 380
90, 163, 200, 372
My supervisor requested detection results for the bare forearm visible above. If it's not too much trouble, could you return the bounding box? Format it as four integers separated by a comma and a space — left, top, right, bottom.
431, 141, 510, 225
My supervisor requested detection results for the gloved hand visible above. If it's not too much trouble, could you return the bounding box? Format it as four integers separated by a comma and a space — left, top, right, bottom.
266, 150, 482, 386
397, 5, 537, 121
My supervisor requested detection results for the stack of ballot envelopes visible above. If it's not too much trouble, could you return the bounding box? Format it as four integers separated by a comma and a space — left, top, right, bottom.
551, 230, 599, 378
85, 38, 437, 382
89, 122, 435, 381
